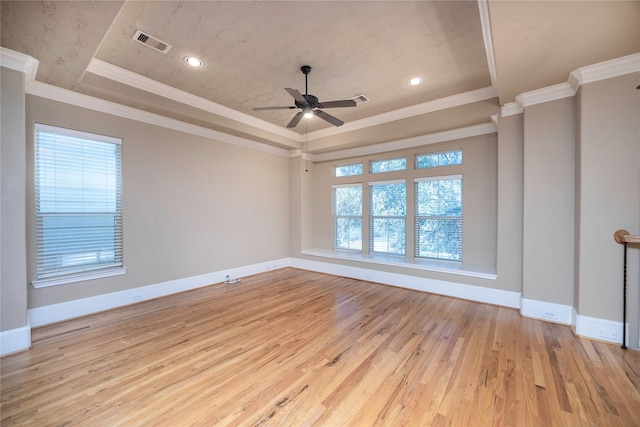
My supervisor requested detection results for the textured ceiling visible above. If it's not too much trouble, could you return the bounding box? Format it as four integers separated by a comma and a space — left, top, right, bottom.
1, 1, 638, 153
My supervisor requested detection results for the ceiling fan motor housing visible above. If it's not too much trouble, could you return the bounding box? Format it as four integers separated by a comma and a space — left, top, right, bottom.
296, 94, 319, 108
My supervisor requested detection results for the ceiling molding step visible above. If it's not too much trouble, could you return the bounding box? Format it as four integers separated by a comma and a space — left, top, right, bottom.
477, 0, 498, 87
26, 80, 293, 158
86, 58, 301, 142
306, 86, 498, 142
0, 47, 39, 81
515, 82, 575, 109
501, 102, 523, 117
310, 122, 497, 163
569, 53, 640, 87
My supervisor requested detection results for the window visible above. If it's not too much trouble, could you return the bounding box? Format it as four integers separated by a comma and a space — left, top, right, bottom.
334, 163, 363, 177
34, 124, 124, 285
370, 180, 406, 255
416, 149, 462, 169
333, 184, 362, 250
415, 175, 462, 261
371, 157, 406, 173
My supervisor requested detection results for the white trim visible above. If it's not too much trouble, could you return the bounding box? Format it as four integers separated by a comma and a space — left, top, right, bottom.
515, 82, 576, 108
520, 298, 573, 325
415, 174, 463, 183
0, 47, 38, 80
300, 249, 497, 280
575, 314, 626, 346
310, 122, 497, 163
86, 59, 499, 144
332, 183, 362, 189
305, 86, 498, 142
0, 324, 31, 356
477, 0, 498, 87
35, 122, 122, 145
369, 179, 406, 186
32, 267, 127, 288
291, 257, 517, 308
28, 258, 290, 327
26, 81, 293, 158
501, 102, 523, 117
86, 59, 301, 142
569, 53, 640, 88
504, 53, 640, 113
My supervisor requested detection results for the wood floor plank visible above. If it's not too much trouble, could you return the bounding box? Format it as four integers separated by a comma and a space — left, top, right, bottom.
2, 268, 639, 426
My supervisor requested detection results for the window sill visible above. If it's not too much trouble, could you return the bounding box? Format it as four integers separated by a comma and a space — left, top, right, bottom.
32, 267, 127, 288
300, 248, 497, 280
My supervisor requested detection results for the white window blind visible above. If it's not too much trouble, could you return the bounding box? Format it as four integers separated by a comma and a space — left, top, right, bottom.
333, 184, 363, 250
35, 124, 123, 282
415, 175, 462, 261
369, 180, 406, 255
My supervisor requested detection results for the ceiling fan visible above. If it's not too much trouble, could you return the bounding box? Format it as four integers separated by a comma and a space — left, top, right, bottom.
253, 65, 357, 128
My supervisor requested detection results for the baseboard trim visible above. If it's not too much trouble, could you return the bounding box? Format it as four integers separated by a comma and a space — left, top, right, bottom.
25, 257, 631, 348
28, 258, 290, 327
290, 257, 521, 309
521, 298, 573, 325
0, 324, 31, 356
575, 314, 625, 345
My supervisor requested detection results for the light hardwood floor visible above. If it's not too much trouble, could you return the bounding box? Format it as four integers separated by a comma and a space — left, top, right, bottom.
2, 268, 639, 426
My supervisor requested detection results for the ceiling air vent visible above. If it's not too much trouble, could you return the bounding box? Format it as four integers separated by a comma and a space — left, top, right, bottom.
132, 30, 172, 54
349, 94, 370, 104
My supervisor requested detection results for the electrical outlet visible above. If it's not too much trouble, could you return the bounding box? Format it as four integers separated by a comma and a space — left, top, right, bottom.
597, 328, 617, 341
541, 309, 557, 320
131, 294, 142, 303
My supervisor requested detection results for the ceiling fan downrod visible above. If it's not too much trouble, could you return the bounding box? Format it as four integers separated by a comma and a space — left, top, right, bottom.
301, 65, 311, 96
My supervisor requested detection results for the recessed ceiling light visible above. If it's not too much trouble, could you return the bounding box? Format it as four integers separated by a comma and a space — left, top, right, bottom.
408, 77, 423, 86
184, 56, 203, 68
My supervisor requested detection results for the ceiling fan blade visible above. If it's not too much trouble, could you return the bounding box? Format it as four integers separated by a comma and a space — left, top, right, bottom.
252, 106, 296, 111
286, 111, 304, 128
314, 109, 344, 127
285, 88, 308, 105
317, 99, 357, 108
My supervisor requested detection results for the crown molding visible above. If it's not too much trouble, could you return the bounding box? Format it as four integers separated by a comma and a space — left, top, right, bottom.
0, 47, 39, 81
86, 58, 301, 142
306, 86, 498, 142
515, 82, 575, 108
500, 102, 523, 117
570, 53, 640, 88
503, 53, 640, 114
477, 0, 498, 87
26, 80, 292, 157
309, 122, 497, 163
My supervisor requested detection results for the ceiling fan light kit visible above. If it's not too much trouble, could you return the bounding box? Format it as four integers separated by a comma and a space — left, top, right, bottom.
253, 65, 357, 128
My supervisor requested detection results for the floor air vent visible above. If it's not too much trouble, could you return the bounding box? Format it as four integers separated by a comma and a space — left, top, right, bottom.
132, 30, 172, 54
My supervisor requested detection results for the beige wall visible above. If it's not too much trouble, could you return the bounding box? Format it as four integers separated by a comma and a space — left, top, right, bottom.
26, 96, 290, 308
496, 113, 524, 293
1, 67, 28, 331
576, 73, 640, 324
301, 133, 503, 289
522, 97, 576, 306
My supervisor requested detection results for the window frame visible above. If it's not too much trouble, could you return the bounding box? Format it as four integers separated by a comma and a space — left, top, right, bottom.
370, 157, 407, 174
33, 123, 126, 288
369, 179, 407, 256
332, 183, 363, 251
414, 174, 463, 262
416, 149, 462, 169
334, 162, 363, 177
